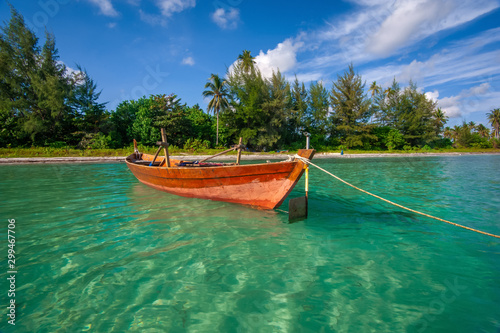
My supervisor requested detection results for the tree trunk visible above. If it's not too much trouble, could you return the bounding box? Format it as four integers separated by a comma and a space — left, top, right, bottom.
216, 110, 219, 146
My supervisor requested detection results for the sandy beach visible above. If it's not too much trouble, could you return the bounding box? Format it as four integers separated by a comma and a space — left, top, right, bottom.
0, 151, 498, 164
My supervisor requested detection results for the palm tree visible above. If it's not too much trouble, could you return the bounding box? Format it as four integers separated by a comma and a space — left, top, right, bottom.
468, 121, 476, 132
476, 124, 490, 138
237, 50, 255, 74
202, 74, 230, 146
487, 108, 500, 139
433, 108, 448, 135
368, 81, 381, 97
443, 126, 452, 139
451, 125, 461, 142
383, 87, 398, 103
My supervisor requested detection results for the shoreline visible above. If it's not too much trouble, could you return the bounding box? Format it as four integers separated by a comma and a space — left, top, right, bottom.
1, 151, 499, 164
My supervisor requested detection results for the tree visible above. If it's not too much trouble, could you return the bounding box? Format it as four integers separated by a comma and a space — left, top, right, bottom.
70, 65, 108, 134
225, 58, 267, 149
443, 126, 452, 140
397, 82, 437, 146
259, 70, 291, 149
202, 74, 229, 145
0, 6, 41, 144
307, 80, 329, 137
110, 99, 138, 147
237, 50, 256, 74
467, 121, 476, 132
433, 108, 448, 136
128, 97, 160, 146
487, 108, 500, 139
451, 125, 460, 143
373, 80, 437, 146
476, 124, 490, 138
329, 64, 374, 148
185, 104, 214, 143
152, 94, 191, 147
33, 32, 73, 141
384, 128, 405, 150
371, 79, 400, 127
451, 121, 491, 148
368, 81, 381, 97
0, 6, 106, 147
290, 76, 308, 140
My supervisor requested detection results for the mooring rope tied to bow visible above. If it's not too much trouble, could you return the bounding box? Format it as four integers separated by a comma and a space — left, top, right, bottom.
293, 155, 500, 239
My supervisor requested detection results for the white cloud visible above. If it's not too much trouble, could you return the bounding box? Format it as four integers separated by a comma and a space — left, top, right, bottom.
182, 56, 195, 66
86, 0, 119, 17
211, 8, 240, 29
156, 0, 196, 17
58, 62, 84, 83
312, 0, 499, 63
139, 10, 167, 26
361, 28, 500, 89
138, 0, 195, 25
468, 83, 491, 96
366, 0, 452, 56
294, 72, 323, 83
438, 83, 493, 118
438, 96, 462, 117
397, 59, 429, 84
425, 90, 439, 102
107, 22, 117, 28
357, 26, 500, 126
366, 0, 500, 56
254, 39, 304, 78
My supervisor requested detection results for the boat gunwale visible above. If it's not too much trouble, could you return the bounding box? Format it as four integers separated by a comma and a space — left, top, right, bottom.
125, 148, 314, 169
125, 153, 298, 171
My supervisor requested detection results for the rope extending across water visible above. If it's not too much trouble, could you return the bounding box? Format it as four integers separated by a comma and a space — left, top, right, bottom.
294, 155, 500, 239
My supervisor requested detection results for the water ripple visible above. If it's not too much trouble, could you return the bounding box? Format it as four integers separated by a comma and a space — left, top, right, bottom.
0, 157, 499, 332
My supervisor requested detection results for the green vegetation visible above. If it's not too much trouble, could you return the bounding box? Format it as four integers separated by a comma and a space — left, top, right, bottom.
0, 6, 107, 148
202, 74, 229, 146
443, 121, 500, 149
1, 6, 499, 158
2, 146, 498, 159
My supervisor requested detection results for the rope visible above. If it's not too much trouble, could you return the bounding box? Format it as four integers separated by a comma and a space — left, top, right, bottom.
294, 155, 500, 239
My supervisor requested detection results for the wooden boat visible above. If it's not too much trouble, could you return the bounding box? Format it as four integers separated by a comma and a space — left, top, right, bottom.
125, 142, 315, 209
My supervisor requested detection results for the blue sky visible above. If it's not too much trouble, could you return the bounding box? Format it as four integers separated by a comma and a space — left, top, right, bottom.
1, 0, 500, 128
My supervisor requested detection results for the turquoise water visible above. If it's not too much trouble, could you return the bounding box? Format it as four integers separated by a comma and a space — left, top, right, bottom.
1, 155, 499, 332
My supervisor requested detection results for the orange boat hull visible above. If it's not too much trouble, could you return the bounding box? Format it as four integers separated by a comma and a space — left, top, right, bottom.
125, 149, 315, 209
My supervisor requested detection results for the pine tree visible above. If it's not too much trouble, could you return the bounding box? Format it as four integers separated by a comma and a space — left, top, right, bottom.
0, 6, 107, 146
260, 70, 291, 149
69, 65, 108, 134
30, 32, 72, 142
288, 77, 308, 144
395, 82, 437, 146
329, 64, 374, 148
308, 81, 329, 137
0, 6, 40, 144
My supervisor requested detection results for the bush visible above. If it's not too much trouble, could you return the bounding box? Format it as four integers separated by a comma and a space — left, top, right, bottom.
491, 138, 500, 149
77, 132, 111, 149
183, 138, 210, 152
373, 127, 405, 150
471, 140, 492, 149
46, 141, 68, 148
288, 141, 304, 151
430, 137, 453, 149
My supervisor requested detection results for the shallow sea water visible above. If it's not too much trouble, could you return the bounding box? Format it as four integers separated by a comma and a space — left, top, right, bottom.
1, 155, 499, 332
